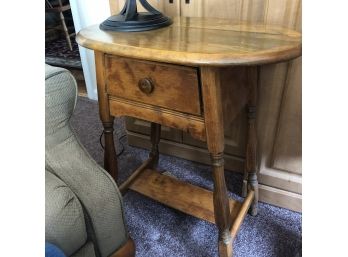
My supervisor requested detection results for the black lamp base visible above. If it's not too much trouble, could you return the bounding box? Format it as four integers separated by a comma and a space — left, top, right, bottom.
100, 0, 172, 32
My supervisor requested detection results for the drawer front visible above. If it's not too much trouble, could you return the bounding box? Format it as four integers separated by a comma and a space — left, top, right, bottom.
105, 56, 201, 115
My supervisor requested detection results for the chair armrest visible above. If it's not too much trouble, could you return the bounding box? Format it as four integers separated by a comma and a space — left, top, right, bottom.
46, 170, 87, 256
46, 133, 128, 257
45, 64, 128, 257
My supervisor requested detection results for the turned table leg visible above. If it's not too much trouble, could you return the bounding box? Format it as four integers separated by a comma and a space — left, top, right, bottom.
246, 106, 259, 216
242, 67, 259, 216
102, 118, 118, 180
201, 67, 232, 257
241, 169, 248, 197
95, 51, 119, 181
211, 153, 233, 257
149, 122, 161, 168
117, 123, 160, 194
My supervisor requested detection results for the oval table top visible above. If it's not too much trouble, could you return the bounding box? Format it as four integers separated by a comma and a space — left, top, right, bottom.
76, 17, 302, 67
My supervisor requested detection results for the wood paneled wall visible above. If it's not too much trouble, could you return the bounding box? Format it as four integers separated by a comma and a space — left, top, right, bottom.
109, 0, 302, 212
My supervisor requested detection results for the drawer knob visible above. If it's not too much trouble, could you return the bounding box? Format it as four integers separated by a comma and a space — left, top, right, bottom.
138, 78, 154, 94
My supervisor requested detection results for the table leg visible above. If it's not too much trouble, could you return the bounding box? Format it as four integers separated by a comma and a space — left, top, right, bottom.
243, 67, 259, 216
95, 51, 119, 181
246, 106, 259, 216
118, 122, 160, 194
241, 169, 248, 197
102, 118, 118, 180
211, 153, 233, 257
201, 67, 232, 257
149, 122, 161, 168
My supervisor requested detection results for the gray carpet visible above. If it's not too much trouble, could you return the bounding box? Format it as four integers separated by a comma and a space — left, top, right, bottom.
70, 96, 302, 257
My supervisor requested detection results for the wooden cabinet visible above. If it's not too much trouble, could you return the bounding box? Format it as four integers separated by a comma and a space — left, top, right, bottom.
109, 0, 302, 212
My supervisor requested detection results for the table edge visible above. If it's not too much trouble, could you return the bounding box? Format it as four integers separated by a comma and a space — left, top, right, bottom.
76, 32, 302, 67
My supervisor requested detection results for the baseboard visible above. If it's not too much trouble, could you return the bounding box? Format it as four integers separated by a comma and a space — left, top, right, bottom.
258, 184, 301, 212
127, 131, 245, 173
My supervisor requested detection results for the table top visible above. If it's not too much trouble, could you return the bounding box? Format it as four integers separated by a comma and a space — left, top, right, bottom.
77, 17, 301, 66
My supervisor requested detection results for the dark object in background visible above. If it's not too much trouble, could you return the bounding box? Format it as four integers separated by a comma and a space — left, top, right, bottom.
45, 0, 75, 50
100, 0, 172, 32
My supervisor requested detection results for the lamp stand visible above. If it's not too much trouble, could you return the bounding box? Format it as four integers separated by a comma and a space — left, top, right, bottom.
100, 0, 172, 32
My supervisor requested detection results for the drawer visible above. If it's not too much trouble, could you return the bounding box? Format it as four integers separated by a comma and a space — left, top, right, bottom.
105, 56, 201, 116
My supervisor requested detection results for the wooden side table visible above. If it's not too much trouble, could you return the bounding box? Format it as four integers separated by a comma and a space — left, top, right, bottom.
77, 17, 301, 257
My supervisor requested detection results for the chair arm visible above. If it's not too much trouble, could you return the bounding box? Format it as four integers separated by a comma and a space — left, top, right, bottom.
45, 64, 129, 257
46, 134, 129, 257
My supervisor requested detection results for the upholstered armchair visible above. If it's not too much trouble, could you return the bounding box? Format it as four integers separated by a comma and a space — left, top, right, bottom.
45, 64, 135, 257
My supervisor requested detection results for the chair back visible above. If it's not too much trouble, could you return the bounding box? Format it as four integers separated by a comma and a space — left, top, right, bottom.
45, 64, 77, 149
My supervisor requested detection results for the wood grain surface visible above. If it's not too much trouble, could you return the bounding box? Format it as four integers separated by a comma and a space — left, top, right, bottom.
129, 169, 242, 224
108, 96, 207, 141
105, 55, 201, 115
77, 16, 301, 66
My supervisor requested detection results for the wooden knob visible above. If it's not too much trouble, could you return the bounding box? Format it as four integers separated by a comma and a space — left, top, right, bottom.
138, 78, 154, 94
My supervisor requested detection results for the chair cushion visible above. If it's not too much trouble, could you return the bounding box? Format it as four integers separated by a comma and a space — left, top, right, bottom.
71, 242, 96, 257
46, 170, 88, 256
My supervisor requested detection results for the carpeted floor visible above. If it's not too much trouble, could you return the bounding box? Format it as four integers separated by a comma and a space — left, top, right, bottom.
70, 96, 302, 257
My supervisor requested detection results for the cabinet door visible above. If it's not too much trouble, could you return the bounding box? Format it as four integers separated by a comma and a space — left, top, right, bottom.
110, 0, 180, 16
109, 0, 123, 14
180, 0, 243, 20
257, 0, 302, 207
141, 0, 180, 16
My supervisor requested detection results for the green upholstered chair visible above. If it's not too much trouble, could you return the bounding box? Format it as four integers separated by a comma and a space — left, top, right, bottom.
45, 64, 134, 257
